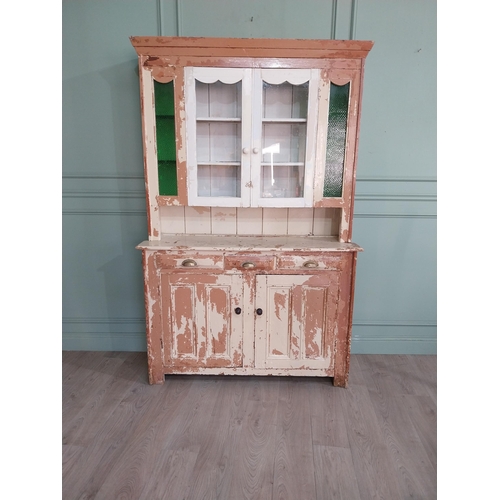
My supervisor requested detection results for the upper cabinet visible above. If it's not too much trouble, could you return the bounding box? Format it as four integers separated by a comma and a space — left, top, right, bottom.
130, 37, 373, 239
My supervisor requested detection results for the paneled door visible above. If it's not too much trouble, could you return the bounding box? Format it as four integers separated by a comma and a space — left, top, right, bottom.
254, 273, 339, 370
161, 273, 244, 368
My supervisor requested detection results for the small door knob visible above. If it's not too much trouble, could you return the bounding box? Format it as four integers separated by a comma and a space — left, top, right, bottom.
242, 147, 249, 154
252, 147, 259, 154
235, 307, 242, 315
256, 308, 263, 315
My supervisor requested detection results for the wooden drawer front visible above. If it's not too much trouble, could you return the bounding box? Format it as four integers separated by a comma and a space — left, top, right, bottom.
224, 255, 275, 271
155, 253, 224, 269
277, 254, 343, 270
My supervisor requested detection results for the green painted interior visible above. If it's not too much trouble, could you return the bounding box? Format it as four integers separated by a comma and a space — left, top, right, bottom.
62, 0, 436, 354
155, 80, 178, 196
323, 82, 349, 198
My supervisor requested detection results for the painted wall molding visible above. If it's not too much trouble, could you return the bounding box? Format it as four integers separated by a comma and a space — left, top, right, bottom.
62, 316, 436, 354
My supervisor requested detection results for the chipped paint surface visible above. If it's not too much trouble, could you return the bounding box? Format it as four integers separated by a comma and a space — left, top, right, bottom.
132, 37, 371, 387
141, 247, 356, 386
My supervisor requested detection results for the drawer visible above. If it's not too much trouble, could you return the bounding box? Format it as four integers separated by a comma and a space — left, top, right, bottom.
277, 254, 343, 270
224, 255, 275, 271
155, 253, 224, 269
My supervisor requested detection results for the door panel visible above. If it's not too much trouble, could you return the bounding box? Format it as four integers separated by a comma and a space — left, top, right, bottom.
255, 273, 339, 369
162, 273, 244, 368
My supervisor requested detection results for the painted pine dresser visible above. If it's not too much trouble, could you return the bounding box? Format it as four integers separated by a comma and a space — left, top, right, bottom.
130, 37, 373, 387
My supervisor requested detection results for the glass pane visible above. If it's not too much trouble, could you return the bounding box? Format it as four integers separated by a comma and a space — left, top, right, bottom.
263, 82, 308, 119
262, 123, 306, 163
260, 81, 308, 199
198, 165, 241, 198
154, 80, 177, 196
196, 80, 242, 118
260, 165, 304, 198
196, 122, 241, 163
323, 83, 350, 198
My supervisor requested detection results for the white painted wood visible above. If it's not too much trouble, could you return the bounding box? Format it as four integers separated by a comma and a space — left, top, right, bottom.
262, 208, 288, 235
261, 69, 312, 85
185, 67, 251, 207
237, 207, 263, 235
186, 67, 322, 209
191, 67, 247, 85
288, 208, 314, 235
313, 208, 337, 236
141, 67, 161, 239
251, 69, 319, 208
184, 206, 211, 234
160, 207, 339, 238
313, 75, 330, 203
166, 273, 244, 366
136, 235, 361, 252
211, 207, 237, 235
160, 205, 185, 234
254, 274, 331, 370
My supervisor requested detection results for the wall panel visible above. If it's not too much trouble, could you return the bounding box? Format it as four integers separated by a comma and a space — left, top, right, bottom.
62, 0, 437, 354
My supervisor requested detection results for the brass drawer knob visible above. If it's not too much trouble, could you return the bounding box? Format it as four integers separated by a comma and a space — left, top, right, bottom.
181, 259, 197, 267
303, 260, 319, 268
242, 261, 256, 269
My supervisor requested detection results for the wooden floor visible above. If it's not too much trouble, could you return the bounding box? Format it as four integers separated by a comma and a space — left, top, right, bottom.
62, 352, 436, 500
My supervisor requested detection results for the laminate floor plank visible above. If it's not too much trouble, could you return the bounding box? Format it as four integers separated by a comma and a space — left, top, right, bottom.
407, 355, 437, 403
309, 378, 350, 448
184, 376, 252, 500
399, 394, 437, 473
62, 352, 129, 420
359, 355, 437, 499
90, 376, 212, 500
272, 378, 317, 500
225, 377, 280, 500
313, 445, 362, 500
62, 352, 437, 500
62, 351, 87, 380
62, 377, 170, 498
63, 352, 145, 448
339, 385, 406, 499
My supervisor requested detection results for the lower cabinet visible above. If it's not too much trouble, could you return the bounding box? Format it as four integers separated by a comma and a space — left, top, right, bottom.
141, 248, 357, 387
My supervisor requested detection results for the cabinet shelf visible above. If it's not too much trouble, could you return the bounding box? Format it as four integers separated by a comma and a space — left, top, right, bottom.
261, 162, 304, 167
196, 117, 242, 122
262, 118, 307, 123
198, 161, 241, 166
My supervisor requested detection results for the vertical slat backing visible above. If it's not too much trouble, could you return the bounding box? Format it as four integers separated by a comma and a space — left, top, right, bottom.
160, 206, 340, 236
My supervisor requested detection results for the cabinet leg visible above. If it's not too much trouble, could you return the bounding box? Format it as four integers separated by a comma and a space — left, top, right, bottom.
148, 366, 165, 385
332, 376, 347, 388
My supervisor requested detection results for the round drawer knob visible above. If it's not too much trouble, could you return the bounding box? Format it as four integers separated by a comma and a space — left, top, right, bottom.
256, 308, 263, 315
235, 307, 242, 315
242, 147, 249, 154
252, 148, 259, 154
181, 259, 197, 267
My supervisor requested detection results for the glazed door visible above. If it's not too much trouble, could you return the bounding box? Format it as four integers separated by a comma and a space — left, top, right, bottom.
185, 67, 319, 208
185, 67, 252, 207
251, 69, 319, 208
161, 273, 244, 368
254, 273, 339, 370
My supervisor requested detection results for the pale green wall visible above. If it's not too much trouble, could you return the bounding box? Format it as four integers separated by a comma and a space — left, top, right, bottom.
62, 0, 436, 354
